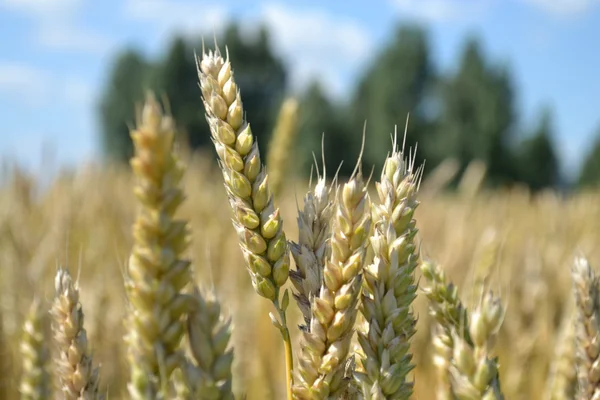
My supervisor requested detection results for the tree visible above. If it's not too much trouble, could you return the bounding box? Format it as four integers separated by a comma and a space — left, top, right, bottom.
296, 81, 356, 177
579, 128, 600, 187
351, 25, 435, 174
516, 108, 559, 190
99, 50, 150, 161
98, 22, 287, 162
433, 37, 517, 186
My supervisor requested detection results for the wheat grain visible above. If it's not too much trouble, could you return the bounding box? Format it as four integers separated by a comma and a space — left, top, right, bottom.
293, 171, 372, 399
19, 298, 51, 400
51, 268, 102, 400
125, 93, 192, 398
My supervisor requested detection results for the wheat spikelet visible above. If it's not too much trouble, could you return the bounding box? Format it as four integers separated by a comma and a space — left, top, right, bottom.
125, 93, 192, 398
176, 287, 234, 400
290, 171, 337, 331
432, 326, 453, 400
293, 171, 372, 399
267, 97, 300, 197
197, 47, 290, 302
449, 290, 504, 400
420, 260, 472, 345
354, 140, 421, 399
19, 298, 51, 400
51, 268, 102, 400
571, 256, 600, 399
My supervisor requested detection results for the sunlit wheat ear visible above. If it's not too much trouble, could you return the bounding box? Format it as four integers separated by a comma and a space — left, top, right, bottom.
449, 290, 505, 400
267, 97, 300, 198
197, 47, 290, 302
19, 298, 51, 400
293, 168, 372, 400
125, 93, 192, 398
355, 135, 422, 399
290, 164, 337, 332
546, 314, 577, 400
571, 256, 600, 399
51, 268, 103, 400
176, 286, 234, 400
432, 326, 453, 400
420, 260, 472, 345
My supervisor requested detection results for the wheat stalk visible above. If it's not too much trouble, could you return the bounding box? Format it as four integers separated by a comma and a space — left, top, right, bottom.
355, 139, 421, 399
51, 268, 102, 400
125, 93, 192, 398
571, 256, 600, 399
290, 169, 337, 332
176, 286, 234, 400
19, 298, 51, 400
293, 170, 372, 399
196, 46, 294, 399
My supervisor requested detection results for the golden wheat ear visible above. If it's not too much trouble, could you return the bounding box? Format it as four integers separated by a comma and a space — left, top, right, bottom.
19, 298, 51, 400
51, 268, 103, 400
125, 93, 193, 398
355, 131, 422, 399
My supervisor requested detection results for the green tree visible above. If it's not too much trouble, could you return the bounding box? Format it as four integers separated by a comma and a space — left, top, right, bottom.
516, 108, 559, 190
433, 37, 517, 185
579, 128, 600, 187
351, 25, 434, 173
296, 81, 356, 177
99, 49, 150, 161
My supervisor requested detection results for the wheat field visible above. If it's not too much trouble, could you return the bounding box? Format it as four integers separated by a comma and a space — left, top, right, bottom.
0, 148, 596, 398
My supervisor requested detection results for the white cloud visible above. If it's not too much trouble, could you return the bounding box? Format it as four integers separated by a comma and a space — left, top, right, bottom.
261, 3, 372, 97
521, 0, 599, 16
123, 0, 228, 36
0, 63, 49, 105
37, 24, 114, 55
391, 0, 494, 22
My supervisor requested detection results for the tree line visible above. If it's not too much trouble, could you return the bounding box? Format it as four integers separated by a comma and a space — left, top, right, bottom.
98, 21, 600, 190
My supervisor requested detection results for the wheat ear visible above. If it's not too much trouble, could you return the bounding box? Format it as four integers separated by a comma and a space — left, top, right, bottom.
267, 97, 300, 197
355, 140, 421, 399
293, 171, 372, 399
197, 46, 294, 398
125, 93, 192, 398
19, 298, 51, 400
572, 256, 600, 399
290, 170, 337, 332
176, 287, 234, 400
449, 290, 504, 400
432, 326, 453, 400
51, 268, 102, 400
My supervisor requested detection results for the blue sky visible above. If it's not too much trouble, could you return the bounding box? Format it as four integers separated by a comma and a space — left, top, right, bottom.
1, 0, 599, 179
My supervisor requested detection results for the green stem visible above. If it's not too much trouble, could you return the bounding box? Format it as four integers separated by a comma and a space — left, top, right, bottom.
274, 298, 294, 400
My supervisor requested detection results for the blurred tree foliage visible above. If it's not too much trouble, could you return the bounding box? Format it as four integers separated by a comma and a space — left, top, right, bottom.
515, 108, 559, 191
98, 21, 570, 189
579, 129, 600, 187
351, 25, 434, 174
99, 22, 286, 162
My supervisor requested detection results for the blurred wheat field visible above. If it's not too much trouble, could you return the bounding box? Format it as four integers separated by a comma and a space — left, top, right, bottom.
0, 153, 597, 399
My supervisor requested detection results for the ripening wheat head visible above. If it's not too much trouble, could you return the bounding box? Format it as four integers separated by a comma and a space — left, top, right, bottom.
293, 170, 372, 400
125, 93, 192, 398
51, 268, 103, 400
175, 286, 234, 400
355, 141, 421, 399
571, 256, 600, 399
290, 172, 337, 332
196, 47, 290, 302
19, 298, 51, 400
